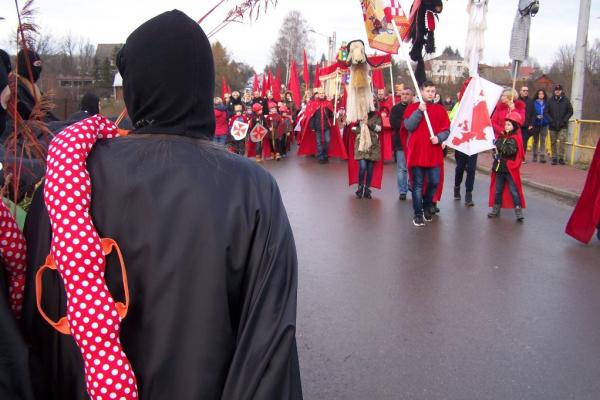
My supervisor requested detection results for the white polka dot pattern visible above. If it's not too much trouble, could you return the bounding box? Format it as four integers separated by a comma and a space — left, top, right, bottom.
44, 115, 138, 400
0, 201, 27, 319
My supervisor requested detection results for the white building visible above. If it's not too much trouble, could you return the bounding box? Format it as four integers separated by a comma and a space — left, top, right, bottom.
425, 54, 468, 84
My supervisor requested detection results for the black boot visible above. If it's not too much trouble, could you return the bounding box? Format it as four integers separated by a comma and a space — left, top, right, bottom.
465, 192, 474, 207
355, 185, 364, 199
363, 187, 372, 199
454, 186, 461, 200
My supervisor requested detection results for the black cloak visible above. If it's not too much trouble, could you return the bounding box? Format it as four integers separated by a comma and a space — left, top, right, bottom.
13, 9, 302, 400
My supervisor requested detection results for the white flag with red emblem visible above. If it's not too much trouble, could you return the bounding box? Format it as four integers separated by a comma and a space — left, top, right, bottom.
231, 120, 249, 141
250, 123, 268, 143
446, 76, 503, 156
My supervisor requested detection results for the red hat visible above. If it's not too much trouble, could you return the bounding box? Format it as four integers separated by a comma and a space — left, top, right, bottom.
268, 101, 278, 110
279, 105, 289, 113
505, 111, 522, 126
252, 103, 263, 112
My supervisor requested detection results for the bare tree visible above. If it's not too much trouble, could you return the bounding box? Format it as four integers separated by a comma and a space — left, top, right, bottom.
269, 10, 314, 72
78, 39, 95, 76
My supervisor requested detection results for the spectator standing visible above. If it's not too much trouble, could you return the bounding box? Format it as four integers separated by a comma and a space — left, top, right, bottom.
531, 89, 550, 163
491, 88, 526, 139
518, 86, 535, 159
545, 84, 574, 165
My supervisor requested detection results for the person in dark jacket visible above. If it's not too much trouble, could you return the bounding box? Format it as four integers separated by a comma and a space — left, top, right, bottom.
389, 88, 412, 200
544, 84, 574, 165
308, 88, 334, 163
18, 10, 302, 400
531, 89, 550, 163
518, 86, 535, 160
67, 91, 100, 122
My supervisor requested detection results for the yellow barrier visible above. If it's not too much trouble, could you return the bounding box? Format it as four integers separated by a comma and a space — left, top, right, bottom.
565, 119, 600, 166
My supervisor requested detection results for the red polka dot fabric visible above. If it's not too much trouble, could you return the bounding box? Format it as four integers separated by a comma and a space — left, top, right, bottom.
44, 115, 138, 399
0, 201, 27, 319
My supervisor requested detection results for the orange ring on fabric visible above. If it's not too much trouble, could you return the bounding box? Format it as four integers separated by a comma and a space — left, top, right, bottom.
35, 238, 131, 335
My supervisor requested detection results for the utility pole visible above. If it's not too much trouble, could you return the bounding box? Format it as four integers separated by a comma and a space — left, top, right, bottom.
569, 0, 591, 163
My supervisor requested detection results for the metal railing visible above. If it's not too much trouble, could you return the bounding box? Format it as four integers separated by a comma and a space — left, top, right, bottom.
566, 119, 599, 166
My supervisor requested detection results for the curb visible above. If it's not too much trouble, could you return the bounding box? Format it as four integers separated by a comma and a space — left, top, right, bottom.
446, 158, 581, 202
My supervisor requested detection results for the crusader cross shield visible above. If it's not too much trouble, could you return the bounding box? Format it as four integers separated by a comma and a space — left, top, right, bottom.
231, 120, 249, 141
250, 124, 268, 143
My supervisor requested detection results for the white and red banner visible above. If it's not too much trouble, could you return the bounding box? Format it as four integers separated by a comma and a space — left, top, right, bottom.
446, 76, 503, 156
231, 120, 249, 141
250, 124, 268, 143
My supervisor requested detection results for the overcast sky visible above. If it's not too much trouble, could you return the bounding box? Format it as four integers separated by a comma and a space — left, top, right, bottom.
1, 0, 599, 70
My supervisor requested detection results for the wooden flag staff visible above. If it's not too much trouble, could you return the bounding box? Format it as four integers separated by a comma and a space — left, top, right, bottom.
390, 22, 435, 139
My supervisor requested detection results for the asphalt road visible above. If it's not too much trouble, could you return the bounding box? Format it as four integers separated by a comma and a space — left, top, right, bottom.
263, 154, 600, 400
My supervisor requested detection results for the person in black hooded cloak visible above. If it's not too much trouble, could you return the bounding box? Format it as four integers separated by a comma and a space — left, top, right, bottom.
67, 91, 100, 122
16, 10, 302, 400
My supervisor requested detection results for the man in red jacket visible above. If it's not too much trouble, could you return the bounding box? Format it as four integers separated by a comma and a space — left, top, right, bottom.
403, 81, 450, 227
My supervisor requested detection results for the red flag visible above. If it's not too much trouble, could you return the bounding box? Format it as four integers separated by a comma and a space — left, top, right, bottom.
221, 76, 228, 99
303, 50, 310, 87
288, 60, 302, 108
261, 73, 268, 97
267, 70, 274, 94
253, 73, 260, 93
372, 69, 385, 90
313, 64, 321, 88
273, 66, 282, 101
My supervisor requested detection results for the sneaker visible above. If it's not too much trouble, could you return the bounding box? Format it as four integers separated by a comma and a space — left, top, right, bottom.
551, 158, 558, 165
399, 193, 407, 201
559, 158, 565, 165
413, 214, 426, 227
423, 208, 433, 222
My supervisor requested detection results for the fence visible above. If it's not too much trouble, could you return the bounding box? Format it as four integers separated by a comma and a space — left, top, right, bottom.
566, 119, 600, 166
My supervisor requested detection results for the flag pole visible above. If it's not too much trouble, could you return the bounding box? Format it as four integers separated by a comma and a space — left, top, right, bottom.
511, 60, 519, 102
334, 71, 340, 116
389, 62, 396, 105
391, 23, 435, 138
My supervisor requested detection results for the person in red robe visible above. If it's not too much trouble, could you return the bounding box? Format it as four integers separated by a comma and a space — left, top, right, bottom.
376, 88, 394, 161
565, 137, 600, 243
266, 102, 283, 160
403, 81, 450, 227
487, 112, 526, 221
247, 103, 271, 162
298, 89, 347, 162
227, 103, 249, 155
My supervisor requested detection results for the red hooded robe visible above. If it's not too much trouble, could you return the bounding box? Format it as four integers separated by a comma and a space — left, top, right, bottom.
298, 99, 347, 159
565, 138, 600, 243
377, 97, 394, 162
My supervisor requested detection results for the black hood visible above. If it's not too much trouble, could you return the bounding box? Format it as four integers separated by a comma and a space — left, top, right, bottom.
0, 49, 11, 89
116, 10, 215, 138
80, 92, 100, 115
17, 49, 42, 83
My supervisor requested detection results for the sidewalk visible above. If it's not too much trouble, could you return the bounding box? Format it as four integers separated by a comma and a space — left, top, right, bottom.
458, 151, 589, 201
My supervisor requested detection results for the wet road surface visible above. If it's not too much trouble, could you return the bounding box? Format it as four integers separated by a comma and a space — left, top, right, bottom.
262, 154, 600, 400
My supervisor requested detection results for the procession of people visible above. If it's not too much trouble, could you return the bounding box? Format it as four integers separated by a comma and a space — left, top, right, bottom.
0, 1, 599, 399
